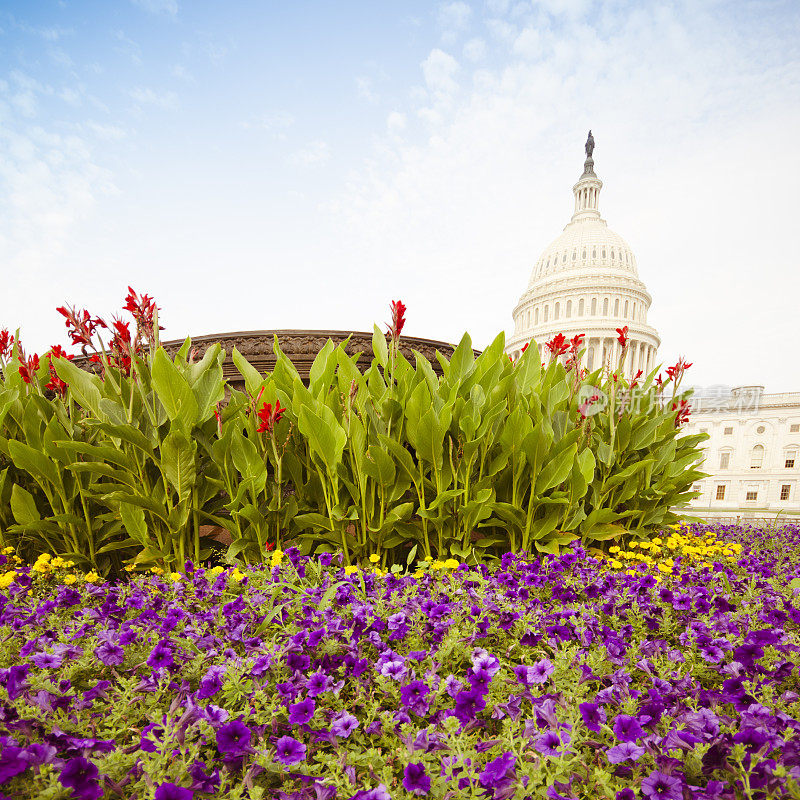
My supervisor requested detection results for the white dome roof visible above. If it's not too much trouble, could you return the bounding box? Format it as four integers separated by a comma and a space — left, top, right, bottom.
528, 218, 639, 286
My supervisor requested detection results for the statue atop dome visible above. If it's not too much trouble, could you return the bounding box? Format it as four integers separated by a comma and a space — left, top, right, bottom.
585, 130, 595, 159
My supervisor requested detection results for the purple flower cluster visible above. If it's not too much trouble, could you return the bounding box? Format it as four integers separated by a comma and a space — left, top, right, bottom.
0, 525, 798, 798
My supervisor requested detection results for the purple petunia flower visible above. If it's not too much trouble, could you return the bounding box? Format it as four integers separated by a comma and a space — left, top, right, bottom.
403, 762, 431, 796
216, 720, 252, 757
288, 697, 316, 725
349, 785, 391, 800
616, 791, 636, 800
528, 658, 555, 684
579, 702, 606, 732
147, 641, 175, 671
534, 730, 570, 756
453, 688, 486, 724
154, 783, 194, 800
275, 736, 307, 766
197, 665, 225, 700
31, 651, 63, 669
306, 671, 332, 698
188, 761, 220, 794
0, 746, 28, 783
331, 712, 359, 738
606, 741, 645, 764
58, 757, 102, 800
479, 751, 517, 791
613, 714, 644, 743
641, 771, 682, 800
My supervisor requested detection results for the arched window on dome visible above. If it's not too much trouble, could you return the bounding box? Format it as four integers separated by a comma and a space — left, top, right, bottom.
624, 300, 629, 318
534, 307, 539, 325
525, 310, 530, 328
632, 302, 636, 320
578, 299, 584, 316
572, 250, 576, 261
591, 298, 597, 315
592, 247, 597, 259
562, 253, 567, 264
750, 445, 765, 469
614, 299, 619, 316
611, 248, 615, 260
602, 248, 606, 258
554, 302, 560, 320
566, 300, 572, 318
582, 249, 586, 259
603, 298, 609, 316
544, 305, 549, 322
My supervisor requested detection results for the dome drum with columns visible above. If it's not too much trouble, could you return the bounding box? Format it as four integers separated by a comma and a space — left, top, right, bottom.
507, 132, 660, 375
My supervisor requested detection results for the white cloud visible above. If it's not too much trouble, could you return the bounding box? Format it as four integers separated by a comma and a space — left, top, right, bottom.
130, 0, 178, 16
240, 111, 295, 133
463, 37, 486, 61
290, 140, 330, 166
129, 87, 178, 110
387, 111, 407, 133
356, 76, 378, 103
421, 49, 460, 95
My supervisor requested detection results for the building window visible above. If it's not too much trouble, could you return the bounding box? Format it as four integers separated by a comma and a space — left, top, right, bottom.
592, 247, 596, 258
572, 250, 576, 261
603, 298, 609, 315
579, 299, 584, 316
566, 300, 572, 318
624, 300, 629, 318
791, 424, 800, 433
602, 248, 606, 258
544, 306, 549, 322
780, 484, 791, 501
534, 307, 539, 325
614, 298, 620, 316
554, 302, 560, 320
562, 253, 567, 264
591, 298, 597, 315
715, 485, 726, 500
699, 427, 707, 434
724, 426, 733, 435
756, 425, 765, 434
750, 445, 765, 469
786, 448, 797, 468
719, 452, 730, 469
745, 490, 758, 501
582, 249, 586, 259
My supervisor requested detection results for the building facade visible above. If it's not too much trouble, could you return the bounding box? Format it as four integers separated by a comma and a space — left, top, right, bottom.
506, 132, 660, 376
682, 387, 800, 519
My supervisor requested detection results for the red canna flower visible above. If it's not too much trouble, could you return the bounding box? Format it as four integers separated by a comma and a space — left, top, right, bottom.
256, 400, 286, 435
56, 305, 107, 352
123, 286, 161, 341
615, 326, 629, 349
18, 353, 40, 384
665, 357, 692, 384
521, 342, 529, 354
630, 368, 643, 389
671, 398, 691, 427
214, 404, 223, 436
654, 373, 664, 388
47, 344, 73, 361
0, 329, 13, 360
545, 333, 569, 357
387, 300, 406, 343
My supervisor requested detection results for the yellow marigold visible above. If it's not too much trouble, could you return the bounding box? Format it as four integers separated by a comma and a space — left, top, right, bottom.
84, 572, 99, 583
36, 553, 51, 562
609, 546, 621, 553
63, 574, 77, 585
369, 554, 380, 564
629, 542, 639, 548
431, 560, 445, 570
271, 550, 283, 568
151, 566, 164, 575
64, 560, 75, 568
124, 564, 137, 572
230, 568, 245, 582
657, 563, 672, 574
414, 570, 424, 579
2, 546, 14, 554
344, 565, 359, 575
209, 566, 225, 576
639, 542, 651, 550
170, 572, 182, 582
32, 562, 51, 574
610, 559, 623, 569
444, 558, 459, 569
0, 571, 16, 588
652, 537, 662, 546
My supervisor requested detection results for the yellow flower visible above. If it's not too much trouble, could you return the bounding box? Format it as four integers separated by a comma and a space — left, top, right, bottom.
170, 572, 182, 582
231, 568, 245, 582
444, 558, 459, 569
209, 566, 225, 576
36, 553, 51, 562
0, 571, 16, 588
431, 560, 445, 571
369, 554, 380, 563
629, 542, 639, 548
63, 574, 77, 585
344, 565, 359, 575
84, 572, 99, 583
2, 546, 14, 554
657, 563, 672, 574
64, 560, 75, 568
151, 566, 164, 575
610, 559, 623, 569
414, 570, 424, 579
51, 556, 65, 569
652, 537, 662, 546
124, 564, 137, 572
609, 546, 620, 553
270, 550, 283, 568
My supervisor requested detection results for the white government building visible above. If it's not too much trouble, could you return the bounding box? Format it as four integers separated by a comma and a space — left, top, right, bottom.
506, 133, 800, 521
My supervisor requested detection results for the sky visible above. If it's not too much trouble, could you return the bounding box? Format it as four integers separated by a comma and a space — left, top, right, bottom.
1, 0, 799, 391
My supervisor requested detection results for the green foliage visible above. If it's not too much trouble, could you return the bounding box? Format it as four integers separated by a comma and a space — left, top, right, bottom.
0, 325, 705, 572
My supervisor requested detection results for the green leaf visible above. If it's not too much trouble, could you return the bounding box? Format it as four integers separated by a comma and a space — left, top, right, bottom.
535, 444, 577, 494
297, 404, 346, 474
10, 484, 40, 525
52, 357, 103, 418
372, 324, 388, 370
232, 347, 265, 397
161, 429, 197, 503
120, 502, 148, 544
151, 348, 198, 430
8, 440, 60, 487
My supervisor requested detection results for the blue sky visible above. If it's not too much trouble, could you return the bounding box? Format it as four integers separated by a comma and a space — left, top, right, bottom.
1, 0, 799, 390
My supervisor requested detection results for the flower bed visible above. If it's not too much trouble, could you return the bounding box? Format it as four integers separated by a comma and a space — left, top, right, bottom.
1, 524, 799, 799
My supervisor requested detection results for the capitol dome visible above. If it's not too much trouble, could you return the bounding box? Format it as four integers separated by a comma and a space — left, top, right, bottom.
507, 132, 660, 377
